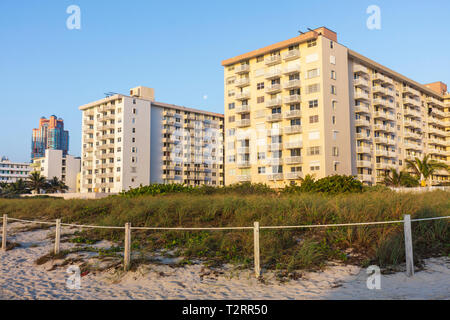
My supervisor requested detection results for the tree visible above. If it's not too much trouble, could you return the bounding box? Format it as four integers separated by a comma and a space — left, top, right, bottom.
27, 172, 48, 194
9, 179, 30, 194
47, 177, 69, 194
405, 155, 449, 187
383, 169, 419, 188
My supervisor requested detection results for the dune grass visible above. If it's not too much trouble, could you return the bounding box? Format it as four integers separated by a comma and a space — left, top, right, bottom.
0, 190, 448, 271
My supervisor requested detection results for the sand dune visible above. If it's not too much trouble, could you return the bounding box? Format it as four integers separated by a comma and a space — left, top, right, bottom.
0, 222, 448, 300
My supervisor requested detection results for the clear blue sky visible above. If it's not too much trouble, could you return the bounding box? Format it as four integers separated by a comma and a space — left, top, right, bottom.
1, 0, 449, 163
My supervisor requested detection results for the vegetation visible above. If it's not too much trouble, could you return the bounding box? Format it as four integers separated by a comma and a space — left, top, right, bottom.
0, 190, 448, 272
0, 172, 68, 198
405, 155, 449, 187
382, 168, 419, 188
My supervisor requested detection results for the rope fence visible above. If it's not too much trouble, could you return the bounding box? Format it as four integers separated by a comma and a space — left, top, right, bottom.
1, 213, 449, 278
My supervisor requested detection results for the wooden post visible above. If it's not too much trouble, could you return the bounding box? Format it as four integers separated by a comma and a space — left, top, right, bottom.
2, 214, 7, 252
253, 221, 261, 278
54, 219, 61, 255
403, 215, 414, 277
124, 223, 131, 271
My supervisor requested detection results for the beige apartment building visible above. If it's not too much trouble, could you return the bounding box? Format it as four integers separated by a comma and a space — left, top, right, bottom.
79, 87, 224, 193
222, 27, 449, 187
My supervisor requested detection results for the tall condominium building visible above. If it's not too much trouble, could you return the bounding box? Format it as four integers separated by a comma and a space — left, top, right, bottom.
222, 27, 449, 187
31, 149, 81, 193
79, 86, 224, 193
0, 156, 31, 183
31, 115, 69, 159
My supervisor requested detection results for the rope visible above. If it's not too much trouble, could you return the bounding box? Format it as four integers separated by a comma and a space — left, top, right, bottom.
2, 215, 449, 230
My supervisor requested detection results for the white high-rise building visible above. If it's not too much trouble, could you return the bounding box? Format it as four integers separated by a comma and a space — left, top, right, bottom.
31, 149, 81, 192
0, 157, 31, 183
79, 86, 224, 194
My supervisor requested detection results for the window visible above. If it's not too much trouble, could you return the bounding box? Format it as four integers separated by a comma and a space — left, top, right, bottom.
257, 152, 266, 160
258, 167, 266, 174
309, 100, 319, 108
332, 147, 339, 156
307, 83, 320, 94
331, 70, 336, 80
257, 82, 265, 90
228, 116, 235, 123
228, 103, 235, 110
331, 85, 337, 95
256, 55, 264, 62
309, 115, 319, 123
307, 39, 317, 47
332, 100, 337, 111
308, 146, 321, 156
132, 128, 136, 133
332, 116, 336, 124
257, 96, 265, 104
330, 41, 334, 49
306, 68, 320, 79
330, 55, 336, 65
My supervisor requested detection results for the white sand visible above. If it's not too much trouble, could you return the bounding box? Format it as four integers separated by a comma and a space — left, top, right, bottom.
0, 222, 449, 300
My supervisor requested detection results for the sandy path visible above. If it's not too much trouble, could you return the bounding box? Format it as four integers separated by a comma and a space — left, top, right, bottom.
0, 222, 449, 300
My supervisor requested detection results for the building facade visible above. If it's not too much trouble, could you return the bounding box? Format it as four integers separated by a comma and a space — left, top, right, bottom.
0, 156, 31, 183
31, 115, 69, 159
79, 86, 224, 193
31, 149, 81, 192
222, 27, 449, 187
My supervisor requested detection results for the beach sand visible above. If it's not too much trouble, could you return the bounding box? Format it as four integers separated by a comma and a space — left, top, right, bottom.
0, 222, 449, 300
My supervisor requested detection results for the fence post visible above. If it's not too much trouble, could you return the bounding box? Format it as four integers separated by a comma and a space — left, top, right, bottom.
403, 215, 414, 277
253, 221, 261, 278
124, 222, 131, 271
2, 214, 7, 252
54, 219, 61, 255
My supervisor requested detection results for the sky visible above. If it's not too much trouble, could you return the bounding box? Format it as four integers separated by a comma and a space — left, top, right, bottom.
1, 0, 449, 163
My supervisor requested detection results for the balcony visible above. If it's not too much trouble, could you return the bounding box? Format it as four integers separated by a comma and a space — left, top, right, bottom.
267, 158, 283, 165
237, 175, 251, 182
428, 137, 446, 146
283, 79, 301, 90
357, 174, 373, 182
404, 108, 421, 118
284, 125, 302, 135
267, 173, 284, 181
235, 105, 251, 114
265, 97, 282, 108
403, 119, 421, 128
375, 149, 389, 157
375, 162, 391, 170
235, 78, 250, 88
404, 131, 422, 140
237, 161, 251, 168
354, 104, 370, 114
427, 96, 444, 107
354, 91, 370, 101
404, 141, 421, 151
268, 143, 282, 151
284, 141, 302, 149
403, 97, 421, 107
237, 146, 250, 154
235, 64, 250, 74
236, 119, 251, 128
355, 133, 371, 140
285, 156, 302, 164
286, 172, 302, 180
284, 110, 301, 119
283, 64, 301, 75
265, 84, 282, 94
374, 111, 395, 121
284, 95, 301, 104
267, 128, 283, 136
355, 119, 370, 127
283, 49, 300, 61
266, 113, 283, 122
374, 124, 390, 132
374, 136, 389, 144
403, 86, 420, 97
353, 64, 368, 74
265, 69, 282, 79
373, 73, 393, 85
430, 108, 445, 118
235, 92, 251, 100
357, 160, 372, 168
357, 146, 372, 154
354, 78, 369, 88
265, 55, 282, 66
428, 126, 446, 137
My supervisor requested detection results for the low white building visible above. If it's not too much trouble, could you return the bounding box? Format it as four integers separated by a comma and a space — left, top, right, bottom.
32, 149, 81, 192
0, 156, 31, 183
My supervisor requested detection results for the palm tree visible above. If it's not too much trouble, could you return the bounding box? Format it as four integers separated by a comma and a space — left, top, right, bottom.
27, 172, 48, 194
383, 168, 403, 187
47, 177, 68, 194
405, 155, 449, 187
10, 179, 30, 194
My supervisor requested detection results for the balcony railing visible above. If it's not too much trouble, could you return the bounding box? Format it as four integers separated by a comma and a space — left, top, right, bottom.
357, 146, 372, 154
235, 78, 250, 87
265, 69, 282, 79
235, 92, 251, 100
354, 91, 370, 100
284, 125, 302, 135
284, 95, 301, 104
353, 64, 368, 74
236, 119, 251, 127
283, 79, 301, 90
286, 172, 302, 180
283, 49, 300, 61
284, 141, 302, 149
235, 105, 251, 113
235, 64, 250, 74
284, 110, 301, 119
265, 55, 282, 66
265, 97, 282, 107
285, 156, 302, 164
282, 64, 301, 75
265, 84, 282, 94
267, 173, 284, 180
357, 160, 372, 168
266, 113, 283, 122
355, 119, 370, 127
